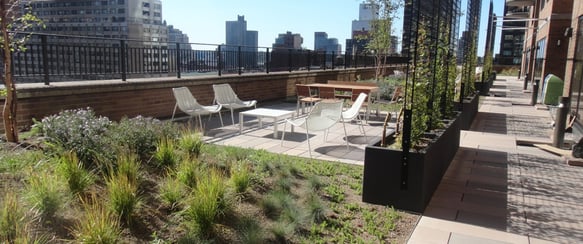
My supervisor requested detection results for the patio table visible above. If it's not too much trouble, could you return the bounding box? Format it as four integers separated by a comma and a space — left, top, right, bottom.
239, 108, 295, 138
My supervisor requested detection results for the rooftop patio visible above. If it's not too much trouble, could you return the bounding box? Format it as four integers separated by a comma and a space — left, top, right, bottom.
189, 75, 583, 243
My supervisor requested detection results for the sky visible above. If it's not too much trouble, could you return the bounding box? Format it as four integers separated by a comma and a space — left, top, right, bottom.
162, 0, 504, 57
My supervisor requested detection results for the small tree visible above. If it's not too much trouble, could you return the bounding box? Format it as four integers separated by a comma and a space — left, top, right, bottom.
0, 0, 43, 142
362, 0, 401, 81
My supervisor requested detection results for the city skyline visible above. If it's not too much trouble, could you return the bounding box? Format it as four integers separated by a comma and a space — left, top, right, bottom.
162, 0, 504, 56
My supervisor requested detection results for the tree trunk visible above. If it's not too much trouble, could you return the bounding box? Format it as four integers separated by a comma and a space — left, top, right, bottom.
1, 0, 19, 142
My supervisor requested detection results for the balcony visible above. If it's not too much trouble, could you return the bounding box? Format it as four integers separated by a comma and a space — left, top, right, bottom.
506, 0, 535, 7
507, 7, 530, 18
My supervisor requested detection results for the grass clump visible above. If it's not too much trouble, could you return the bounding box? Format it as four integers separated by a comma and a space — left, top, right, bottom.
56, 151, 95, 195
178, 130, 204, 158
153, 138, 178, 169
0, 150, 44, 174
115, 152, 141, 186
24, 171, 67, 220
0, 191, 27, 242
72, 196, 121, 243
159, 175, 184, 210
176, 157, 200, 189
184, 169, 231, 236
230, 161, 252, 195
237, 216, 264, 244
106, 173, 140, 223
260, 190, 292, 220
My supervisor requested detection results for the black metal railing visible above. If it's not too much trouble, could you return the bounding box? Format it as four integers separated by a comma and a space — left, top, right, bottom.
0, 33, 409, 85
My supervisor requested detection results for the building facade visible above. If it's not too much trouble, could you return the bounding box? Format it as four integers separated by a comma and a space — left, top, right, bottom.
346, 2, 377, 55
224, 15, 258, 70
21, 0, 172, 78
314, 32, 342, 54
497, 1, 529, 66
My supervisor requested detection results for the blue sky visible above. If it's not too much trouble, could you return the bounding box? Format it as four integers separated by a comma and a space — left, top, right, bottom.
162, 0, 504, 56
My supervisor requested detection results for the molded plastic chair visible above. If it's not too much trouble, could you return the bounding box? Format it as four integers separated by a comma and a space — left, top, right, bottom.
212, 83, 257, 125
343, 92, 368, 141
351, 88, 372, 122
172, 87, 223, 130
296, 84, 322, 115
281, 100, 348, 158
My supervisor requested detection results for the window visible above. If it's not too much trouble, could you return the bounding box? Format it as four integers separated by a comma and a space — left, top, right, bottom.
504, 35, 514, 40
117, 0, 125, 4
143, 2, 150, 7
118, 8, 125, 14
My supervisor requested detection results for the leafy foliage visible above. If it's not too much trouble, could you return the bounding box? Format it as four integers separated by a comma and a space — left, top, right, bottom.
107, 116, 178, 160
39, 108, 113, 167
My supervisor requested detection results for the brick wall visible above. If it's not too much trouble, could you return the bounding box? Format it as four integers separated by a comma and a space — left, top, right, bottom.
0, 68, 380, 134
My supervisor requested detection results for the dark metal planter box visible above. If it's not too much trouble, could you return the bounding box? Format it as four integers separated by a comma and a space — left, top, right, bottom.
455, 94, 479, 130
362, 113, 461, 213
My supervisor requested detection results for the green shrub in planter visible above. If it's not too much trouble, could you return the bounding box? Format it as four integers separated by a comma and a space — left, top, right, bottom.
39, 108, 113, 168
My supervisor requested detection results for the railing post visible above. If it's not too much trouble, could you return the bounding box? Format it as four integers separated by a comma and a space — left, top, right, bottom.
331, 51, 335, 70
307, 50, 311, 71
238, 46, 242, 75
217, 45, 222, 76
344, 52, 348, 69
176, 43, 181, 78
288, 49, 292, 72
266, 48, 270, 74
41, 35, 49, 85
120, 40, 127, 81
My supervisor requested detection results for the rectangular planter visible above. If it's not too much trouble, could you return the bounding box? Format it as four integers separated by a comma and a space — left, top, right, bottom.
362, 113, 460, 213
455, 94, 479, 130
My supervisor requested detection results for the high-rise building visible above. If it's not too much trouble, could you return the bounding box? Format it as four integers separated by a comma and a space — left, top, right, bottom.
273, 31, 303, 49
168, 25, 190, 47
497, 1, 528, 66
224, 15, 258, 69
314, 32, 341, 54
484, 0, 496, 57
23, 0, 170, 77
28, 0, 167, 42
346, 2, 378, 55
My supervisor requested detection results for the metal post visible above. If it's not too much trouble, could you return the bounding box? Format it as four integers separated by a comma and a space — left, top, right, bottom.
238, 46, 242, 75
120, 40, 127, 81
530, 78, 540, 106
288, 49, 292, 72
523, 72, 529, 90
217, 45, 222, 76
41, 35, 49, 85
265, 48, 270, 74
553, 96, 570, 148
176, 43, 181, 78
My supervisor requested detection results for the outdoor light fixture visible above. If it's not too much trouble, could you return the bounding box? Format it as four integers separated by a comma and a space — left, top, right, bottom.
565, 27, 573, 38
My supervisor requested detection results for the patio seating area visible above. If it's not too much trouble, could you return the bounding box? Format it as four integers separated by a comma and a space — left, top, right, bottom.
192, 100, 390, 165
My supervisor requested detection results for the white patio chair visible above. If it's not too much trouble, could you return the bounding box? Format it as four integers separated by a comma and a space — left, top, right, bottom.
172, 87, 223, 130
281, 100, 348, 158
212, 83, 257, 125
342, 92, 368, 142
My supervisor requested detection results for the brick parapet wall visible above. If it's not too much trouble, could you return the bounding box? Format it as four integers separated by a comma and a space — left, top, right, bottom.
0, 68, 383, 134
